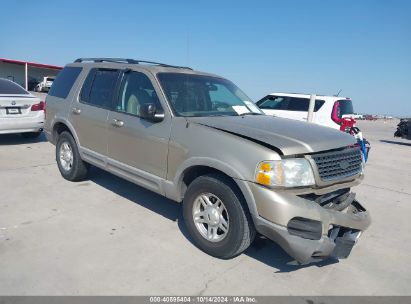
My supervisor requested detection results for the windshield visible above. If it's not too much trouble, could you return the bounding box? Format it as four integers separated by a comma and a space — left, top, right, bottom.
0, 79, 29, 95
157, 73, 262, 117
46, 78, 54, 82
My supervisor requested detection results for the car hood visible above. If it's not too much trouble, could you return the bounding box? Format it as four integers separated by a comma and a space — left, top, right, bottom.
188, 115, 356, 155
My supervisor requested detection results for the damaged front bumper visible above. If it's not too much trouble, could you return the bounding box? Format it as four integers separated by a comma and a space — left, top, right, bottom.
247, 181, 371, 264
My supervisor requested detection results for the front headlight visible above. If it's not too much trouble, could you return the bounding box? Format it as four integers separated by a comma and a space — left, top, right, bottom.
255, 158, 315, 187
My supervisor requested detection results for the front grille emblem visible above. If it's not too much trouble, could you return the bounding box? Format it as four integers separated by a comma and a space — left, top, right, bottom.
11, 101, 16, 105
339, 160, 350, 170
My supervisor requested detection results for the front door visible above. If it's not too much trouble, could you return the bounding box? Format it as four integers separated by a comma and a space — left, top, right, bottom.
106, 70, 171, 187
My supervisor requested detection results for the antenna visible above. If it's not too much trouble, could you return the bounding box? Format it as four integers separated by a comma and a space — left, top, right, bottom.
334, 89, 342, 97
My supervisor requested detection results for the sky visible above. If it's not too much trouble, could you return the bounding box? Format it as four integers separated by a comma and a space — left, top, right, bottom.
1, 0, 410, 116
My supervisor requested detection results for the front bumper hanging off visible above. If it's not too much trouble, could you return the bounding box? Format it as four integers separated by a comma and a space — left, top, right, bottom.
247, 182, 371, 264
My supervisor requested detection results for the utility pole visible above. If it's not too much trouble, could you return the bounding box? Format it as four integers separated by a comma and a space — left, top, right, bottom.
307, 94, 316, 122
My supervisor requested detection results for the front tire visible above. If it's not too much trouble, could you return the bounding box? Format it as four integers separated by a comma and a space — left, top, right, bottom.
183, 174, 256, 259
56, 131, 89, 181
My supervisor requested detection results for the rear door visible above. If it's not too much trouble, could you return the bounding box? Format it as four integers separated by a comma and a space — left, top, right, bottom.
106, 70, 170, 185
69, 68, 120, 164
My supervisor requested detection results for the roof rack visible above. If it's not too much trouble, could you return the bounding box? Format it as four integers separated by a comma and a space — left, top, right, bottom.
73, 58, 192, 70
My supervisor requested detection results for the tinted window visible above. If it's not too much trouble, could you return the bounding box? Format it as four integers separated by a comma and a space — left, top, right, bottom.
48, 67, 82, 99
115, 71, 162, 116
80, 69, 119, 108
337, 99, 354, 117
257, 96, 325, 112
0, 79, 28, 95
79, 69, 96, 103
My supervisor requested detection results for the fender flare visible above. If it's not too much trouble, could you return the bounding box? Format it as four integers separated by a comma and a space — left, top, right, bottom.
51, 118, 80, 147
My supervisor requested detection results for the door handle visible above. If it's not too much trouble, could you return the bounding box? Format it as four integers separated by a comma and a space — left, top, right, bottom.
112, 119, 124, 127
72, 107, 81, 115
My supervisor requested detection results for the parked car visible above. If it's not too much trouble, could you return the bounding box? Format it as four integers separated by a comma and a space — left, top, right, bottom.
350, 113, 364, 120
0, 78, 45, 138
364, 114, 377, 121
256, 93, 355, 130
45, 58, 370, 264
27, 77, 39, 91
34, 76, 55, 92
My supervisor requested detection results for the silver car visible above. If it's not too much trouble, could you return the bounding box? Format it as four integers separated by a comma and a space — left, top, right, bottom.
0, 79, 45, 138
44, 58, 370, 264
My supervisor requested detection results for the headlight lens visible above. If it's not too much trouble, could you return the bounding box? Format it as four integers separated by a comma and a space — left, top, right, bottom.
255, 159, 315, 187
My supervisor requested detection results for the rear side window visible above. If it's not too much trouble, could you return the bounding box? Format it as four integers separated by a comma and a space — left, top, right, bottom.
257, 96, 325, 112
80, 69, 120, 108
0, 79, 28, 95
48, 67, 82, 99
336, 99, 354, 117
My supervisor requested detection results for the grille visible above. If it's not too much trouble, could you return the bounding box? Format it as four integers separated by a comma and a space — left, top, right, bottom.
311, 147, 363, 182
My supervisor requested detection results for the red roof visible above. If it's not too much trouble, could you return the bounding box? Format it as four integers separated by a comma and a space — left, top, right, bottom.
0, 58, 63, 70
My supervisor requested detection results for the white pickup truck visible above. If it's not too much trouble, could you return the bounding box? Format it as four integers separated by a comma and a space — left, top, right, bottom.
34, 76, 54, 92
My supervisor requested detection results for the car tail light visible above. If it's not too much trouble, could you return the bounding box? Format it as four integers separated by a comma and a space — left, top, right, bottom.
331, 101, 342, 124
31, 101, 46, 111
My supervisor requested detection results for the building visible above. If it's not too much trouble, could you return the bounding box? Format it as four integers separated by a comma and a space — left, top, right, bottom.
0, 58, 62, 91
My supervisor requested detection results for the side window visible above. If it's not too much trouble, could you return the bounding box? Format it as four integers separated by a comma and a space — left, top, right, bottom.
79, 69, 96, 103
286, 97, 309, 111
257, 96, 287, 110
285, 98, 325, 112
257, 96, 325, 112
48, 67, 82, 99
314, 100, 325, 112
80, 69, 119, 108
115, 71, 162, 116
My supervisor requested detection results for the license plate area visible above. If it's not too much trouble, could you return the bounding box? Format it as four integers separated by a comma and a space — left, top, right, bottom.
328, 226, 361, 259
331, 237, 355, 259
6, 107, 21, 115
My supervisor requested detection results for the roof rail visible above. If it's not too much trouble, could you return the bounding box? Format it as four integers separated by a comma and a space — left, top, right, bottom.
74, 58, 138, 64
73, 58, 192, 70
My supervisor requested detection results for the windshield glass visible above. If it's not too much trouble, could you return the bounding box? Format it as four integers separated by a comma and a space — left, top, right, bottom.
0, 79, 28, 95
157, 73, 262, 117
46, 78, 54, 82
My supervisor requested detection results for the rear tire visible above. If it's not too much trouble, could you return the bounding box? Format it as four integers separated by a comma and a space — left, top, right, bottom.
56, 131, 89, 181
183, 173, 256, 259
21, 132, 41, 139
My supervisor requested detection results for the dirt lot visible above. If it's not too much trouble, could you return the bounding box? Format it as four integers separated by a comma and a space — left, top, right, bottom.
0, 119, 410, 295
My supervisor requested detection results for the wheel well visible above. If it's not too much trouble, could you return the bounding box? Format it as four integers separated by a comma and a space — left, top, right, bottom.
181, 165, 254, 222
53, 123, 72, 142
181, 166, 244, 201
182, 166, 229, 188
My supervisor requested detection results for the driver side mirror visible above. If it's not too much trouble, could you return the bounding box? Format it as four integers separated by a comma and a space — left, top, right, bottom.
139, 103, 164, 122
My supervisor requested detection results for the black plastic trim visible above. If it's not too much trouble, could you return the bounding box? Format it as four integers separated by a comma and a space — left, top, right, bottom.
287, 217, 322, 240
